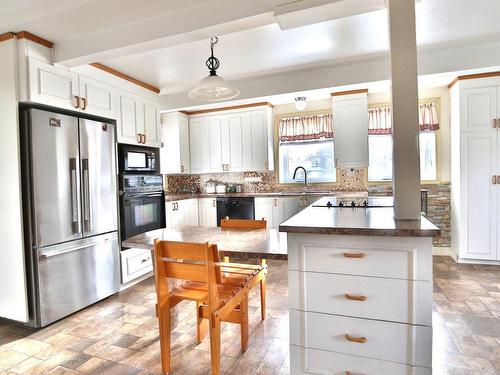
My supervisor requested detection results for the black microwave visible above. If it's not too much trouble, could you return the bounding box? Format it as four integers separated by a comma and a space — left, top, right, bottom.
118, 144, 160, 173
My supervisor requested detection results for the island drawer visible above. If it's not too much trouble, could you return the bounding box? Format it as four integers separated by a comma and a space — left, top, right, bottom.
287, 234, 433, 281
290, 310, 432, 367
289, 270, 432, 325
290, 345, 432, 375
121, 248, 153, 284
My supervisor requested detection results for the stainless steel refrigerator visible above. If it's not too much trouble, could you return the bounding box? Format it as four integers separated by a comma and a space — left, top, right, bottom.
20, 107, 120, 327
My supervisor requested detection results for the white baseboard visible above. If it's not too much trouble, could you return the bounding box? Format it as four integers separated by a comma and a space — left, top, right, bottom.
119, 271, 154, 292
432, 246, 454, 257
457, 258, 500, 266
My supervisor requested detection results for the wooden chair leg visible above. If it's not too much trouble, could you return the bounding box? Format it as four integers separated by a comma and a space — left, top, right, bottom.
240, 296, 249, 351
158, 302, 171, 375
196, 301, 208, 343
260, 259, 267, 321
209, 316, 221, 375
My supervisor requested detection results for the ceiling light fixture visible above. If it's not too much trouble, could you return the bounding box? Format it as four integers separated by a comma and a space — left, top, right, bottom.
188, 37, 239, 102
294, 96, 307, 111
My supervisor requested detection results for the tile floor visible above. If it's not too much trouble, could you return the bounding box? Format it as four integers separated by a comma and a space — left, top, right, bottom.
0, 256, 499, 375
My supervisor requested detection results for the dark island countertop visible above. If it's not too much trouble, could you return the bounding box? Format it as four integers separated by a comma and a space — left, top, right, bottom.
279, 205, 440, 237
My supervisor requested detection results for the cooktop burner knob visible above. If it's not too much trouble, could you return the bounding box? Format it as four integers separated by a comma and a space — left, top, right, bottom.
350, 201, 356, 207
326, 201, 332, 208
363, 200, 368, 207
339, 202, 344, 207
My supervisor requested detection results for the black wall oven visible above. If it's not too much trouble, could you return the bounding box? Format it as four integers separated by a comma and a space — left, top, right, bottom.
118, 144, 159, 174
119, 174, 165, 241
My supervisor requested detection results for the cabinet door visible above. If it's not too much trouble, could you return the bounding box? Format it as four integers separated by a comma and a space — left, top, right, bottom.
332, 93, 368, 168
28, 58, 79, 111
178, 114, 191, 173
199, 198, 217, 227
226, 114, 245, 171
460, 87, 497, 133
181, 199, 199, 226
190, 118, 210, 173
249, 111, 269, 170
78, 75, 116, 119
254, 198, 277, 229
460, 132, 498, 260
279, 197, 300, 225
208, 117, 223, 172
165, 201, 178, 229
116, 90, 142, 145
143, 101, 161, 147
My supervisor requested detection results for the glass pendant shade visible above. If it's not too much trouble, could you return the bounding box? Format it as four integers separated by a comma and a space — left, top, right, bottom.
188, 74, 239, 101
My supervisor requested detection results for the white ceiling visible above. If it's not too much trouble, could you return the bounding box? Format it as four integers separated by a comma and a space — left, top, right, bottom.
95, 0, 500, 95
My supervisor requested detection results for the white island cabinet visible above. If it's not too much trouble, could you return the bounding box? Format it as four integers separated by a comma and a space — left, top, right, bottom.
280, 203, 439, 375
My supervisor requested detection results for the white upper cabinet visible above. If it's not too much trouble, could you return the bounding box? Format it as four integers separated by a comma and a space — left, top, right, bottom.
28, 58, 79, 111
78, 75, 116, 119
160, 112, 190, 174
460, 87, 498, 133
187, 106, 273, 174
332, 91, 369, 168
116, 90, 160, 147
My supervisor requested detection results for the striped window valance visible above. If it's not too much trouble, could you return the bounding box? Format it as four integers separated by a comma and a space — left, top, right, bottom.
279, 113, 333, 142
368, 102, 439, 135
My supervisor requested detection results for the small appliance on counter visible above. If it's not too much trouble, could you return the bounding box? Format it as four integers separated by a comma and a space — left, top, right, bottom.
206, 179, 216, 194
216, 183, 227, 194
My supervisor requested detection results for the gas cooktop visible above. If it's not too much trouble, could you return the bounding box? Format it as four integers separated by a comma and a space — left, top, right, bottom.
312, 196, 393, 208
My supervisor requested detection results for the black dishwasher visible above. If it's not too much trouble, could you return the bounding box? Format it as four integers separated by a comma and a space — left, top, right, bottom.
216, 197, 255, 226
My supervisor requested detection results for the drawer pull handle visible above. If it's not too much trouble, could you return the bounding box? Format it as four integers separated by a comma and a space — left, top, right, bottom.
345, 334, 366, 343
343, 252, 365, 258
141, 258, 150, 263
345, 372, 366, 375
345, 294, 367, 301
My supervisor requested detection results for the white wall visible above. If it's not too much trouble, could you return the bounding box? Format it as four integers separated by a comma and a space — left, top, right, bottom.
0, 39, 29, 322
272, 87, 451, 182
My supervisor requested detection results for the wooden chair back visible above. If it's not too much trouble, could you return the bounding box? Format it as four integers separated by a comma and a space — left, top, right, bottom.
220, 218, 267, 229
154, 240, 220, 310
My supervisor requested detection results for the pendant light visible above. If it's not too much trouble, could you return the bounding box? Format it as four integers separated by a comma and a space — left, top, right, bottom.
188, 37, 239, 101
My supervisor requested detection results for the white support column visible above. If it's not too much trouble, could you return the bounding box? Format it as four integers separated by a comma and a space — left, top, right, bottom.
387, 0, 421, 220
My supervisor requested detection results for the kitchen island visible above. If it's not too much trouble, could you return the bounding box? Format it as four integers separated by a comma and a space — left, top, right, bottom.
280, 197, 440, 375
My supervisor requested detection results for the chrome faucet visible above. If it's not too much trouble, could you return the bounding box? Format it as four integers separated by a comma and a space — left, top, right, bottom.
293, 166, 309, 188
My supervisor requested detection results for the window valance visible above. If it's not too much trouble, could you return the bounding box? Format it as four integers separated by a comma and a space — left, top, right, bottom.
368, 102, 439, 135
279, 113, 333, 142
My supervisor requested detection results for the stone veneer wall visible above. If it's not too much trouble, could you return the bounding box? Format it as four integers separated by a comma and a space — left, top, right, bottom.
368, 182, 451, 247
165, 168, 367, 194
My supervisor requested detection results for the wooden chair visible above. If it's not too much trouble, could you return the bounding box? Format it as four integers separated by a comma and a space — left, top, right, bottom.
220, 218, 268, 320
154, 240, 263, 375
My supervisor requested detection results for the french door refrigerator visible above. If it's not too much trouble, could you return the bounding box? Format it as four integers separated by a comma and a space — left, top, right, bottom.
20, 107, 120, 327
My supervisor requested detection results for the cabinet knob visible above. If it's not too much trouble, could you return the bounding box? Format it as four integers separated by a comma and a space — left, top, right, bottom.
81, 97, 87, 110
344, 334, 367, 344
143, 134, 146, 144
73, 96, 80, 109
343, 252, 365, 258
181, 165, 184, 173
493, 176, 498, 185
213, 200, 216, 207
493, 119, 498, 129
137, 133, 142, 143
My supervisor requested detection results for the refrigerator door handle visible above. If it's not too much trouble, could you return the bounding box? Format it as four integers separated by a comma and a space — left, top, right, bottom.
40, 236, 116, 258
82, 158, 91, 231
69, 158, 80, 233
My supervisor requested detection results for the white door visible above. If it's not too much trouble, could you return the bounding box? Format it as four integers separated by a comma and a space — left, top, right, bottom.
142, 101, 161, 147
226, 114, 245, 171
254, 198, 277, 229
198, 198, 217, 227
250, 111, 269, 170
460, 87, 498, 133
190, 118, 210, 173
460, 131, 498, 260
180, 199, 199, 226
28, 58, 79, 111
179, 114, 191, 173
208, 117, 223, 172
116, 90, 142, 145
78, 75, 116, 119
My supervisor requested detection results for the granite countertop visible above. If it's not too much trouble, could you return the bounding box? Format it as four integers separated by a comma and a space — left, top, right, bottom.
279, 204, 440, 237
164, 191, 368, 202
122, 226, 288, 259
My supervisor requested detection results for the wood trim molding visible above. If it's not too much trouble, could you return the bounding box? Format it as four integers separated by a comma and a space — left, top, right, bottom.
15, 31, 54, 48
90, 63, 160, 94
330, 89, 369, 97
448, 71, 500, 88
0, 32, 16, 43
181, 102, 273, 116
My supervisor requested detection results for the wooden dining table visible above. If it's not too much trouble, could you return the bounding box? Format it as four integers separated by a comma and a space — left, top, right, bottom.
121, 226, 288, 260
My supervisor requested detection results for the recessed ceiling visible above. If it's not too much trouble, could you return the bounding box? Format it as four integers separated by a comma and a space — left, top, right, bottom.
96, 0, 500, 95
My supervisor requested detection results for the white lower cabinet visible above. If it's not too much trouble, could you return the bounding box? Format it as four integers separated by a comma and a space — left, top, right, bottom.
120, 248, 153, 284
287, 233, 433, 375
166, 199, 198, 229
198, 198, 217, 227
254, 197, 301, 230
